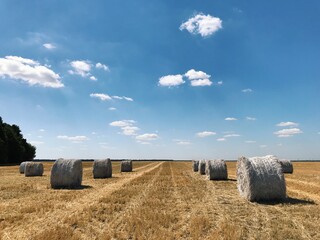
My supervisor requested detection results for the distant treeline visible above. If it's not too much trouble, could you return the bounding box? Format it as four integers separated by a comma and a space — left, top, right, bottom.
0, 117, 36, 164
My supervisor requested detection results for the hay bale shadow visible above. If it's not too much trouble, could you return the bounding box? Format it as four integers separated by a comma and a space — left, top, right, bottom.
52, 185, 92, 190
227, 178, 237, 182
255, 197, 315, 205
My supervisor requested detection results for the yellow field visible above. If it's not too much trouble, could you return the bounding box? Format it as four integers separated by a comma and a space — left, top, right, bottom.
0, 161, 319, 240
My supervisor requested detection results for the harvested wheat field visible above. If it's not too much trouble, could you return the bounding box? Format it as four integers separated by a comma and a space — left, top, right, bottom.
0, 161, 319, 240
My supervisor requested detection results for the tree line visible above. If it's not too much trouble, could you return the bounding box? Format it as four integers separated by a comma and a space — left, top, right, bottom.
0, 117, 36, 164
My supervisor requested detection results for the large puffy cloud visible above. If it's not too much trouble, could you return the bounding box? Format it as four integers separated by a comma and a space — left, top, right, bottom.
158, 74, 185, 87
196, 131, 216, 137
0, 56, 63, 88
274, 128, 303, 137
185, 69, 212, 86
180, 13, 222, 37
185, 69, 210, 80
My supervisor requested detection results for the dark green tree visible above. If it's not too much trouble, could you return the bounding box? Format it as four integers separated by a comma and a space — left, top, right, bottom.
0, 117, 36, 164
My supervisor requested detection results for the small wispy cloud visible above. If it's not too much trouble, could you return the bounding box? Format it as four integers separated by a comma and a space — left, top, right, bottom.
43, 43, 56, 49
217, 138, 226, 142
242, 88, 253, 93
217, 81, 223, 85
136, 133, 159, 141
179, 13, 222, 37
30, 141, 44, 145
57, 135, 89, 142
196, 131, 216, 138
109, 107, 116, 111
224, 134, 240, 138
90, 93, 133, 102
90, 93, 112, 101
69, 60, 92, 78
260, 145, 267, 148
110, 120, 139, 136
246, 117, 256, 121
276, 121, 298, 127
225, 117, 237, 121
274, 128, 303, 138
95, 62, 109, 71
245, 140, 256, 143
173, 139, 191, 145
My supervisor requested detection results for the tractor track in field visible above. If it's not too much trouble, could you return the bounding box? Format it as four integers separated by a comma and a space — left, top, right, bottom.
2, 162, 162, 240
101, 162, 164, 238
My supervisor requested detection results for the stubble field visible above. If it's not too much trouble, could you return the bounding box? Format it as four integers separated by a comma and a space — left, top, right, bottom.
0, 161, 319, 240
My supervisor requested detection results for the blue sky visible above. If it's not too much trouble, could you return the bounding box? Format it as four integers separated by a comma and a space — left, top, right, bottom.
0, 0, 319, 160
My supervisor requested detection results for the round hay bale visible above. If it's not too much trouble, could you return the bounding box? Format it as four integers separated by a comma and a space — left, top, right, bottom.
206, 160, 228, 180
50, 159, 82, 189
237, 156, 286, 202
192, 160, 199, 172
24, 162, 44, 177
19, 161, 31, 174
121, 160, 132, 172
93, 159, 112, 178
278, 160, 293, 174
199, 160, 206, 175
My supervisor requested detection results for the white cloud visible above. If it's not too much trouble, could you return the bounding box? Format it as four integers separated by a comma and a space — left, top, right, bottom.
123, 96, 133, 102
39, 129, 45, 132
276, 121, 298, 127
0, 56, 63, 88
196, 131, 216, 137
69, 60, 92, 77
246, 117, 256, 121
109, 107, 116, 111
180, 13, 222, 37
185, 69, 210, 80
158, 74, 185, 87
217, 138, 226, 142
224, 134, 240, 138
122, 126, 140, 136
176, 141, 191, 145
260, 145, 267, 148
109, 120, 135, 127
137, 141, 152, 145
95, 62, 109, 71
217, 81, 223, 85
30, 141, 44, 145
43, 43, 56, 49
90, 76, 97, 81
225, 117, 237, 121
110, 120, 139, 136
136, 133, 159, 141
57, 135, 89, 142
242, 88, 253, 93
190, 78, 212, 86
185, 69, 212, 87
245, 140, 256, 143
90, 93, 112, 101
274, 128, 303, 138
112, 96, 133, 101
